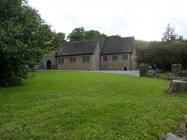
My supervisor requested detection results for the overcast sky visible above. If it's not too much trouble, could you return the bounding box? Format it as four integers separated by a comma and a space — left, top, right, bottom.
28, 0, 187, 41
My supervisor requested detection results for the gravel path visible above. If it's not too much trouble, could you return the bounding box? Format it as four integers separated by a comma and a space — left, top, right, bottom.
91, 70, 140, 77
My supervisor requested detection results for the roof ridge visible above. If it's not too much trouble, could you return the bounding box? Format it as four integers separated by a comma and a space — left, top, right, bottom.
66, 38, 105, 44
64, 36, 134, 45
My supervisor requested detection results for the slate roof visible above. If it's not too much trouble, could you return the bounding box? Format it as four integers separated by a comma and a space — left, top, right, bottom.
57, 37, 134, 56
101, 37, 134, 54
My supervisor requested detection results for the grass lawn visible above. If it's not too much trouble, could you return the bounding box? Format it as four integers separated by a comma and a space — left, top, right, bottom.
0, 71, 187, 140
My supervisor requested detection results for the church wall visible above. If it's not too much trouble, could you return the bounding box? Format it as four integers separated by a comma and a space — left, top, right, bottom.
100, 53, 132, 70
57, 55, 93, 70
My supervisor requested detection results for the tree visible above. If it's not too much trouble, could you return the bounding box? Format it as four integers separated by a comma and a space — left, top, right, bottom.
67, 28, 108, 41
108, 35, 122, 39
0, 0, 59, 86
52, 32, 66, 49
100, 33, 108, 39
67, 27, 85, 41
137, 41, 187, 70
85, 30, 108, 40
135, 40, 149, 48
137, 23, 187, 71
162, 23, 183, 42
84, 30, 100, 40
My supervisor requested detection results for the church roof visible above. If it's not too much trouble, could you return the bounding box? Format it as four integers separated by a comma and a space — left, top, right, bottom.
57, 37, 135, 56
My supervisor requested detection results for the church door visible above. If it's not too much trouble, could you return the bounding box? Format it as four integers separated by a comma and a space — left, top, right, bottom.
46, 60, 52, 69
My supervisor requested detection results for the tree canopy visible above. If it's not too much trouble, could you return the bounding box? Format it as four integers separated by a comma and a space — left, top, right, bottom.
137, 23, 187, 71
162, 23, 183, 42
67, 27, 108, 41
0, 0, 65, 86
67, 27, 85, 41
137, 42, 187, 70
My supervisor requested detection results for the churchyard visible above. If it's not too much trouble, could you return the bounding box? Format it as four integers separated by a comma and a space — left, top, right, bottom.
0, 71, 187, 139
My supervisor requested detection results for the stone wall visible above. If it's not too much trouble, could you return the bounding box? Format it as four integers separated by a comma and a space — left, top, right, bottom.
100, 54, 131, 70
168, 80, 187, 93
131, 45, 138, 70
57, 55, 93, 70
172, 64, 182, 73
40, 51, 56, 69
57, 51, 137, 71
91, 43, 101, 70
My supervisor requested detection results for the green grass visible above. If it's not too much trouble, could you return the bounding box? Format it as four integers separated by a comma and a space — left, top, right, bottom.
0, 71, 187, 140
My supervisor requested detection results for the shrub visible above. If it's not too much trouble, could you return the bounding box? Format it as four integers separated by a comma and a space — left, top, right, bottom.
137, 41, 187, 71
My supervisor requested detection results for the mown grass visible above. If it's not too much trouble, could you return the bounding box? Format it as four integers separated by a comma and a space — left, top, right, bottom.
0, 71, 187, 140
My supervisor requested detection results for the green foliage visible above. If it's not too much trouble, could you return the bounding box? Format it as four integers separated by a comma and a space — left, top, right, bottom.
67, 27, 86, 41
0, 1, 64, 86
0, 0, 22, 22
85, 30, 108, 40
0, 71, 187, 139
52, 32, 66, 48
108, 35, 122, 39
137, 24, 186, 71
162, 23, 183, 42
84, 30, 101, 40
137, 41, 187, 70
135, 40, 149, 48
67, 27, 108, 41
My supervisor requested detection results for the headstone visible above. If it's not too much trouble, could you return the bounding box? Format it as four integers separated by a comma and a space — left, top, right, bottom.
177, 71, 187, 77
172, 64, 182, 74
168, 80, 187, 93
160, 133, 185, 140
139, 65, 147, 76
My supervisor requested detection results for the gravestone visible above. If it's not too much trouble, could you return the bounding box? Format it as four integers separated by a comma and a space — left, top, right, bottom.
160, 133, 185, 140
168, 80, 187, 93
139, 66, 147, 76
172, 64, 182, 74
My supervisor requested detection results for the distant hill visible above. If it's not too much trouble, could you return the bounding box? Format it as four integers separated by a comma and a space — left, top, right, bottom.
135, 40, 149, 48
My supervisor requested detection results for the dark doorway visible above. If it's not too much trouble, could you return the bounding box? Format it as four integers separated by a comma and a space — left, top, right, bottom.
46, 60, 52, 69
123, 66, 127, 71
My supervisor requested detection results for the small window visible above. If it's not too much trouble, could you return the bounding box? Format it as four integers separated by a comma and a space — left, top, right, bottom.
58, 58, 64, 64
103, 56, 108, 62
58, 58, 60, 64
112, 55, 118, 61
70, 57, 76, 63
123, 55, 128, 60
82, 56, 90, 63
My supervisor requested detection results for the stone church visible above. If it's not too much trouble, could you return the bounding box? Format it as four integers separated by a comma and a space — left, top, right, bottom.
40, 36, 137, 70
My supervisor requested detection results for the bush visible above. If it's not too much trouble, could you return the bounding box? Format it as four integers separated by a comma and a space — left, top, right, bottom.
0, 0, 56, 86
137, 41, 187, 71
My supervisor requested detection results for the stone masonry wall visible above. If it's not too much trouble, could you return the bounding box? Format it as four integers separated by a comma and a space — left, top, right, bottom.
100, 54, 131, 70
131, 46, 138, 70
40, 51, 56, 69
57, 55, 93, 70
57, 53, 137, 70
91, 43, 100, 70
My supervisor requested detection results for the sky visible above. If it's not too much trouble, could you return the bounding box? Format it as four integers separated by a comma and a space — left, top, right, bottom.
28, 0, 187, 41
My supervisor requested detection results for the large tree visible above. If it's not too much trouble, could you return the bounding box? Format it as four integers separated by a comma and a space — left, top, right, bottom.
0, 0, 62, 86
108, 35, 122, 40
67, 27, 108, 41
52, 32, 66, 48
85, 30, 108, 40
67, 27, 85, 41
162, 23, 183, 42
137, 41, 187, 70
137, 23, 187, 71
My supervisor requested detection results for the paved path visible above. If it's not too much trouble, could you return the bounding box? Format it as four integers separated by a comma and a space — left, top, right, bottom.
44, 70, 140, 77
91, 70, 140, 77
